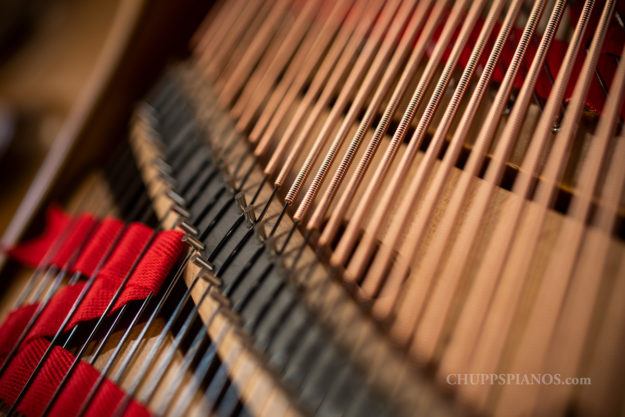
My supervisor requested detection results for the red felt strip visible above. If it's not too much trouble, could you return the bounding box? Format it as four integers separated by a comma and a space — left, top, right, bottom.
6, 207, 100, 272
68, 228, 185, 329
94, 224, 154, 285
26, 284, 86, 347
5, 210, 127, 277
0, 208, 186, 417
0, 229, 185, 355
112, 230, 188, 311
72, 219, 125, 278
50, 215, 98, 270
7, 207, 71, 268
0, 338, 149, 417
0, 304, 38, 367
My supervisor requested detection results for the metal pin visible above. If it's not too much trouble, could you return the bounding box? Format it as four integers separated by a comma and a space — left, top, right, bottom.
210, 287, 232, 308
153, 158, 173, 175
244, 205, 256, 224
157, 169, 177, 186
192, 252, 215, 272
166, 189, 187, 206
171, 204, 191, 219
182, 234, 206, 252
235, 191, 247, 210
199, 270, 222, 287
218, 305, 243, 326
177, 220, 199, 236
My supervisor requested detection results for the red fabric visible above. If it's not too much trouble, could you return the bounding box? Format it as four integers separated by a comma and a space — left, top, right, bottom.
7, 206, 71, 268
95, 224, 153, 285
0, 208, 187, 417
50, 216, 98, 270
0, 228, 185, 354
72, 219, 125, 278
112, 230, 187, 310
5, 211, 127, 278
67, 224, 154, 327
0, 338, 149, 417
67, 228, 185, 329
0, 304, 38, 366
6, 208, 116, 275
27, 284, 86, 347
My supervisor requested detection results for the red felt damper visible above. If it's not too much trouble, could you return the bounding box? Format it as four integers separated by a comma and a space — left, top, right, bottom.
4, 206, 116, 274
0, 304, 39, 367
0, 207, 187, 417
7, 206, 72, 268
72, 219, 125, 277
0, 228, 185, 355
0, 338, 150, 417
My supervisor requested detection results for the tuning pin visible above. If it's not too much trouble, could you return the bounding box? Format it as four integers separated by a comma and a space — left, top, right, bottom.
176, 220, 198, 236
191, 252, 214, 272
157, 170, 177, 187
170, 204, 191, 219
244, 205, 256, 224
153, 158, 173, 175
254, 219, 268, 241
235, 192, 247, 209
199, 270, 221, 287
209, 287, 232, 308
221, 309, 243, 327
182, 234, 205, 252
166, 189, 187, 207
216, 304, 242, 326
192, 254, 222, 287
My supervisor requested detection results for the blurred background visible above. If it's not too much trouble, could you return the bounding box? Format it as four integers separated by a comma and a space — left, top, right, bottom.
0, 0, 121, 235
